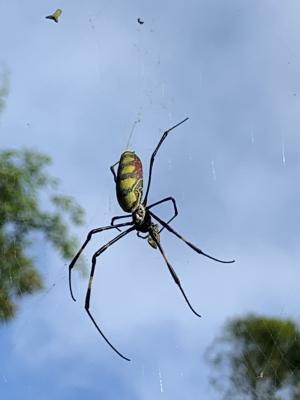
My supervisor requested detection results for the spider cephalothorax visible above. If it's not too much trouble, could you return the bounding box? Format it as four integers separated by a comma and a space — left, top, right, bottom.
68, 117, 235, 362
133, 204, 146, 226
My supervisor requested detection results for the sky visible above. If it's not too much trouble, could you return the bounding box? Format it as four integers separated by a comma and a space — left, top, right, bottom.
1, 0, 300, 399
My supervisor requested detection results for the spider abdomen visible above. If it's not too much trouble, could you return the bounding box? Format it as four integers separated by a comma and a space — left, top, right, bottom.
116, 151, 143, 212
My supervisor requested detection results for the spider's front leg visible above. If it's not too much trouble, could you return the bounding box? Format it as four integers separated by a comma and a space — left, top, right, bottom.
143, 118, 189, 206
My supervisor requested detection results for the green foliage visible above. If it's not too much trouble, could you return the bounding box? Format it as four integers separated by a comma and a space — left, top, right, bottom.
0, 68, 9, 112
207, 314, 300, 400
0, 149, 84, 321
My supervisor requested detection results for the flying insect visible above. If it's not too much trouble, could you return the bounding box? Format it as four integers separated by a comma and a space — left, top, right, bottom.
45, 9, 62, 23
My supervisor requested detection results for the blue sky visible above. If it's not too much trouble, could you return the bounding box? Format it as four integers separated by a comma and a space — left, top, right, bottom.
1, 0, 300, 398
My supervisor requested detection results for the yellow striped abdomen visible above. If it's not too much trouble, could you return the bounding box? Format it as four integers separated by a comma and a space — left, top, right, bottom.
116, 151, 143, 212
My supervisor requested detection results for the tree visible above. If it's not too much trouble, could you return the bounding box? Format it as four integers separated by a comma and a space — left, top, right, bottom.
0, 149, 84, 321
206, 314, 300, 400
0, 67, 9, 112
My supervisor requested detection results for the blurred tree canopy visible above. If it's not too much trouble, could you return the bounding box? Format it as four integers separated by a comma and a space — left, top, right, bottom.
0, 149, 84, 321
206, 314, 300, 400
0, 68, 9, 112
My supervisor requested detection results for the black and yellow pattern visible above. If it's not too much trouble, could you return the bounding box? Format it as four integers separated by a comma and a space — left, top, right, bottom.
68, 117, 235, 362
45, 9, 62, 23
116, 151, 143, 212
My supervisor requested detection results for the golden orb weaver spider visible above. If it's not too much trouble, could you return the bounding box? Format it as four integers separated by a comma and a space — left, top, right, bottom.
68, 117, 235, 361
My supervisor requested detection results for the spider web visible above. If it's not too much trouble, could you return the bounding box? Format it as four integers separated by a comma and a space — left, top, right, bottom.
1, 1, 300, 400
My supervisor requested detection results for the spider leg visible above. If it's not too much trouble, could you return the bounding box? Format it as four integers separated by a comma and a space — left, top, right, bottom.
147, 196, 178, 232
68, 221, 134, 301
110, 161, 119, 183
149, 232, 201, 318
85, 226, 135, 361
149, 211, 235, 264
110, 214, 132, 232
111, 215, 131, 226
143, 118, 189, 206
137, 232, 148, 239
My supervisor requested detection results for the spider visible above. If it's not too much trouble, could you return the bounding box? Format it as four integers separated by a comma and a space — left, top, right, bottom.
68, 117, 235, 361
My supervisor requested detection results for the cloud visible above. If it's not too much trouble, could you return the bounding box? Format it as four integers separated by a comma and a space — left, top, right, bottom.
2, 0, 300, 399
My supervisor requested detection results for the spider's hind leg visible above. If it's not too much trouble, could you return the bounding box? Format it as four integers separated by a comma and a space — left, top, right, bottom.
149, 231, 201, 318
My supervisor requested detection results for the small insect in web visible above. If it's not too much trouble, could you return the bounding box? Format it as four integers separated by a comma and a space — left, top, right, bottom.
68, 117, 235, 361
45, 9, 62, 23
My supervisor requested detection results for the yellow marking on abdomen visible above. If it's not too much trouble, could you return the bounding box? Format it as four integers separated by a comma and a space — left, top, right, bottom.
120, 177, 137, 191
116, 151, 143, 212
121, 164, 135, 175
